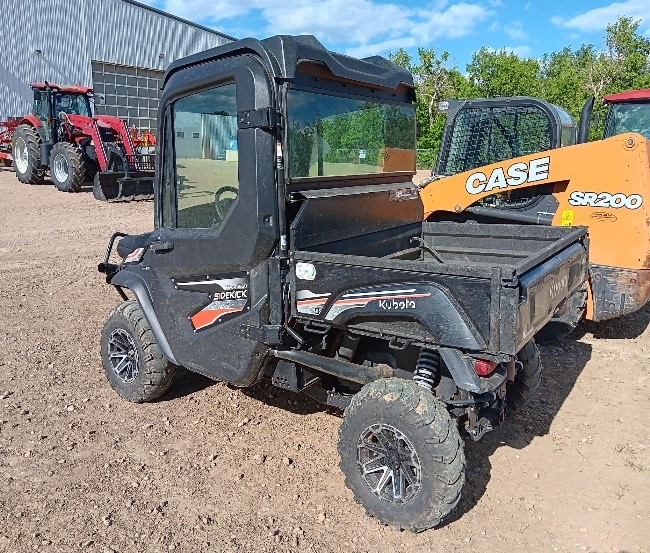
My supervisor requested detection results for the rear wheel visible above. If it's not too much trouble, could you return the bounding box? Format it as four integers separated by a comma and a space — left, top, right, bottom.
12, 125, 45, 184
100, 300, 177, 403
506, 339, 542, 414
536, 286, 587, 344
49, 142, 85, 192
338, 378, 465, 532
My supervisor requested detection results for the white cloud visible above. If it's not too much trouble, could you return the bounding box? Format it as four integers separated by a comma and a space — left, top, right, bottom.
156, 0, 493, 57
489, 20, 526, 40
551, 0, 650, 32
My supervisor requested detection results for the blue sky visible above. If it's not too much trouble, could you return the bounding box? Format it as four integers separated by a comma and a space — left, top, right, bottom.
142, 0, 650, 68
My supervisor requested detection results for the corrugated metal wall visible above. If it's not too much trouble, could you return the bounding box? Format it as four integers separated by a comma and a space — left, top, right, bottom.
0, 0, 232, 121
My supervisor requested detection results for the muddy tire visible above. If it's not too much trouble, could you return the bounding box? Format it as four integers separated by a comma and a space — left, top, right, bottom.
338, 378, 465, 532
506, 340, 541, 415
12, 125, 45, 184
536, 286, 587, 344
49, 142, 85, 192
100, 300, 176, 403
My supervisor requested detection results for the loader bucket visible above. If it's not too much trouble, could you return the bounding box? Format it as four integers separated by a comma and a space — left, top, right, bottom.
93, 172, 154, 202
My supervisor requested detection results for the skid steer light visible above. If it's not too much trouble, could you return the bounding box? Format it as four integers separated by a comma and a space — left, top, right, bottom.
474, 359, 497, 377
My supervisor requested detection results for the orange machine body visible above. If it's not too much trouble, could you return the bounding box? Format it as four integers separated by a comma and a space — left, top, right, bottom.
420, 133, 650, 321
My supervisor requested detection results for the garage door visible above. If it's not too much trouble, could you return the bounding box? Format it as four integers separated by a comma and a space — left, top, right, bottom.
91, 61, 163, 132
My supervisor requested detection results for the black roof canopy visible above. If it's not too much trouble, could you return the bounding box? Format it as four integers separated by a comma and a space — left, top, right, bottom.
162, 34, 414, 94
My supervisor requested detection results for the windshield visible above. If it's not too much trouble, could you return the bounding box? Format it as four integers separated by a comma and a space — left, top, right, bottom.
604, 102, 650, 139
53, 93, 92, 117
287, 89, 416, 178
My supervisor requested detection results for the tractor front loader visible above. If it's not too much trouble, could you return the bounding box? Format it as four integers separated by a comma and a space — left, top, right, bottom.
419, 95, 650, 337
11, 82, 154, 201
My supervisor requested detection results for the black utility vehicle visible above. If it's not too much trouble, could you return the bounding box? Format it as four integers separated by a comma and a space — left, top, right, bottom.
98, 35, 588, 531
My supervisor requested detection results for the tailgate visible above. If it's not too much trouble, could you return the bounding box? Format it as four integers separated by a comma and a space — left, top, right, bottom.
516, 240, 588, 344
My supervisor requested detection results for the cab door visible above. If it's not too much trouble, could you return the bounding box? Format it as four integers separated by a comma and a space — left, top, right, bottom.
146, 54, 279, 386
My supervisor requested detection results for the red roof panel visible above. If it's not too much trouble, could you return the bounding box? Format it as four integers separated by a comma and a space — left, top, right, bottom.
603, 89, 650, 103
31, 83, 92, 94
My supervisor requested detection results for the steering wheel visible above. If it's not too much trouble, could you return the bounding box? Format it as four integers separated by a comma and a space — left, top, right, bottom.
214, 186, 239, 220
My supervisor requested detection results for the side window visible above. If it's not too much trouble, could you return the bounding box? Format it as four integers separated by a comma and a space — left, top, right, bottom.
173, 83, 239, 229
33, 91, 45, 120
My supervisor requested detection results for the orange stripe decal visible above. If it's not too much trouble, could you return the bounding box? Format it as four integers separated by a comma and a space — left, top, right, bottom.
191, 308, 242, 330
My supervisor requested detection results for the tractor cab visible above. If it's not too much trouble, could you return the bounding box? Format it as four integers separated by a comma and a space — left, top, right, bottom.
31, 83, 93, 140
602, 89, 650, 139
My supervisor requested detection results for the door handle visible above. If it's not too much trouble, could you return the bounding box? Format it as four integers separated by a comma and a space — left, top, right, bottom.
150, 240, 174, 253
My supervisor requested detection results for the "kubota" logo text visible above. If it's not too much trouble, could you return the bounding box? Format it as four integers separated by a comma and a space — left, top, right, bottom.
466, 156, 550, 195
378, 298, 415, 310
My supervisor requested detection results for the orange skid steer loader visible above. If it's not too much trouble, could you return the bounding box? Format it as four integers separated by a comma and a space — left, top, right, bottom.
419, 93, 650, 338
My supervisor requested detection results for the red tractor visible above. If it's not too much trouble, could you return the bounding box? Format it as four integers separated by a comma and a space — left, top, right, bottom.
11, 82, 154, 200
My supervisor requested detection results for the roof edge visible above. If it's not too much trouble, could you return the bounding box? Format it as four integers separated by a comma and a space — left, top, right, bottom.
604, 89, 650, 103
120, 0, 237, 42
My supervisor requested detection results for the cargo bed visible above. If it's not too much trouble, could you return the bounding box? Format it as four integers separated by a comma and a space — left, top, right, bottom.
291, 222, 588, 357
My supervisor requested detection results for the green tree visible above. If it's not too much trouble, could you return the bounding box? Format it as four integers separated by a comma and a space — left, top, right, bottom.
466, 47, 541, 98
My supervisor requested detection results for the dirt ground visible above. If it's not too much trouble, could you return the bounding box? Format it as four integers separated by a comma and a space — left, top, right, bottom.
0, 168, 648, 553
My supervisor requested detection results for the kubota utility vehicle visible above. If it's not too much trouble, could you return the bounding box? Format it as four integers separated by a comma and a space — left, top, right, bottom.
419, 94, 650, 340
98, 35, 588, 530
11, 82, 154, 200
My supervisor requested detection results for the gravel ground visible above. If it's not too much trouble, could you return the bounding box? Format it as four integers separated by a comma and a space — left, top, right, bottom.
0, 168, 648, 553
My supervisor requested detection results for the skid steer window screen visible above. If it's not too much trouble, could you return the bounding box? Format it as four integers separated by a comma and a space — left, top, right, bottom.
171, 83, 239, 229
439, 105, 552, 176
287, 89, 416, 178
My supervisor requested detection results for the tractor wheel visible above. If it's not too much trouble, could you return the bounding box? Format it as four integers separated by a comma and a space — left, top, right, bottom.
12, 125, 45, 184
535, 285, 588, 344
100, 300, 177, 403
506, 339, 542, 415
338, 378, 465, 532
49, 142, 85, 192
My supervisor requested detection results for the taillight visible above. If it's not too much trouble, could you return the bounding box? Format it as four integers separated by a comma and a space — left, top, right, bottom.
474, 358, 497, 376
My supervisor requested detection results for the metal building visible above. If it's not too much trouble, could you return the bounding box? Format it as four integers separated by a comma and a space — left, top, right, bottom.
0, 0, 233, 130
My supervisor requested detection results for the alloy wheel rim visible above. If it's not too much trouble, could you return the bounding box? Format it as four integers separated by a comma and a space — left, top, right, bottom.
108, 329, 139, 383
14, 137, 28, 173
357, 423, 422, 504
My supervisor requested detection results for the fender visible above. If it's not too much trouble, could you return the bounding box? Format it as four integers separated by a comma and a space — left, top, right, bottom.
20, 114, 42, 128
109, 269, 178, 365
439, 348, 487, 393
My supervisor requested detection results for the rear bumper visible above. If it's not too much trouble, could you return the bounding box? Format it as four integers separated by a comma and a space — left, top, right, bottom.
589, 265, 650, 322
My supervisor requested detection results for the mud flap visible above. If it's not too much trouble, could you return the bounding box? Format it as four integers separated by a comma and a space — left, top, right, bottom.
93, 172, 154, 202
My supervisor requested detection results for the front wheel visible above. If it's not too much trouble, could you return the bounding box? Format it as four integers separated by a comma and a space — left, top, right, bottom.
100, 300, 176, 403
338, 378, 465, 532
49, 142, 85, 192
